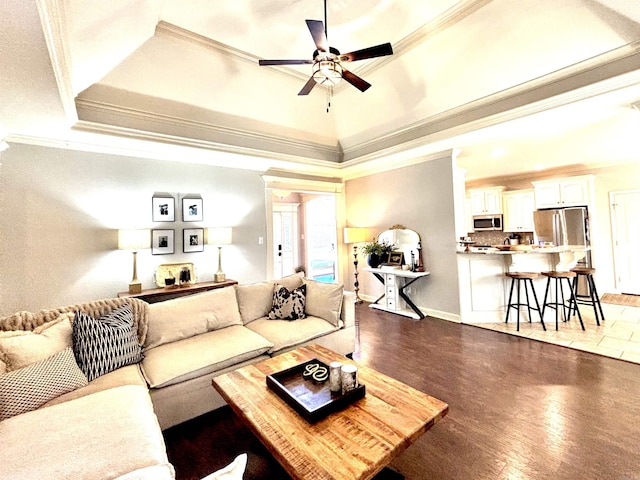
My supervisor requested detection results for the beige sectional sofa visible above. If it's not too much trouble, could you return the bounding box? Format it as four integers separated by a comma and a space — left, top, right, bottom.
0, 273, 355, 479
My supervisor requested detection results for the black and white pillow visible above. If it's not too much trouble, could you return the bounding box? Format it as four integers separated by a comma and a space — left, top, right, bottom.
72, 304, 143, 381
268, 284, 307, 320
0, 347, 88, 420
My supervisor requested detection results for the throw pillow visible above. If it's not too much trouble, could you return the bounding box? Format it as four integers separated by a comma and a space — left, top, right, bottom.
73, 304, 143, 381
0, 313, 73, 372
201, 453, 247, 480
0, 347, 88, 420
303, 279, 344, 327
268, 284, 306, 320
235, 282, 274, 324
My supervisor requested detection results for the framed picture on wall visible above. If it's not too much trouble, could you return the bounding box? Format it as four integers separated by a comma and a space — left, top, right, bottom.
182, 197, 203, 222
152, 195, 175, 222
151, 229, 174, 255
183, 228, 204, 253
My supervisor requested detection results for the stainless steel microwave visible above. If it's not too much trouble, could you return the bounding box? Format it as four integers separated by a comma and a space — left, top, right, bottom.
473, 215, 503, 231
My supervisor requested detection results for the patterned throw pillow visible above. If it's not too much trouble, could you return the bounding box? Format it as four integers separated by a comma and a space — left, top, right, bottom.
72, 304, 143, 381
0, 347, 88, 420
268, 284, 307, 320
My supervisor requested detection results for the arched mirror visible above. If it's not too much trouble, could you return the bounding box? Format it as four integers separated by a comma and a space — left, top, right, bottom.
378, 225, 421, 267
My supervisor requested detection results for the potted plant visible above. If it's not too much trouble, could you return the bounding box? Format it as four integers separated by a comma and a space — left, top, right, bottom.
361, 239, 394, 268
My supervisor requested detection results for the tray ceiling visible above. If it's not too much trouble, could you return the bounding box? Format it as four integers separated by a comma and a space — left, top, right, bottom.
2, 0, 640, 179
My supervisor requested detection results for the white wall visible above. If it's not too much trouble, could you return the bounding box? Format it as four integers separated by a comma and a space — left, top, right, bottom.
0, 144, 268, 316
344, 152, 461, 319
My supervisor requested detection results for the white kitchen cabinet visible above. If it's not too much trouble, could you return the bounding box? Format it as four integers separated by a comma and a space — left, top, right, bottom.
469, 187, 504, 215
502, 190, 535, 232
532, 176, 593, 209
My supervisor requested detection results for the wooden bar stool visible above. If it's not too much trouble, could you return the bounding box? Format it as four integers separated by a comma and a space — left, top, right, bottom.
570, 267, 604, 326
505, 272, 546, 332
541, 271, 584, 331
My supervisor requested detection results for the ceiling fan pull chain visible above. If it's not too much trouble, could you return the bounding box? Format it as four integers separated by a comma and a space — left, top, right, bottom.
326, 86, 333, 113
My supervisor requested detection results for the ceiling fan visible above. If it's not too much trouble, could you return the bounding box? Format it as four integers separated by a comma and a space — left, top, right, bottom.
258, 0, 393, 96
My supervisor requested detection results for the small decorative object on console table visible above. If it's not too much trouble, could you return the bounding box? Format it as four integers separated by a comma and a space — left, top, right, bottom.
117, 229, 151, 294
207, 227, 233, 282
343, 227, 369, 303
361, 239, 394, 268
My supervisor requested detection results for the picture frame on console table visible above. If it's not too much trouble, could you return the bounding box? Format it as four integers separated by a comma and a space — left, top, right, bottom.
387, 251, 404, 267
151, 229, 174, 255
182, 197, 203, 222
152, 195, 175, 222
183, 228, 204, 253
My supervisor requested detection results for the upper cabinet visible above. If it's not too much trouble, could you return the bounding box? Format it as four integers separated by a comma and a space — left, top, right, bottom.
469, 187, 505, 215
532, 175, 594, 209
502, 189, 535, 232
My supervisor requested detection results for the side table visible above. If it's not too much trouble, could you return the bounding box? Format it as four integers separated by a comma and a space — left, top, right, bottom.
364, 267, 430, 319
117, 279, 238, 303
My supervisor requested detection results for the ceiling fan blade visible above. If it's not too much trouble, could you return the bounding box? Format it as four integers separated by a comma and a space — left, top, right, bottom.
340, 42, 393, 62
298, 76, 317, 96
306, 19, 329, 52
259, 59, 313, 66
341, 68, 371, 92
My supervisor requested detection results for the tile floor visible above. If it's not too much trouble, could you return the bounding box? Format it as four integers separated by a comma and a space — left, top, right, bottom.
475, 301, 640, 364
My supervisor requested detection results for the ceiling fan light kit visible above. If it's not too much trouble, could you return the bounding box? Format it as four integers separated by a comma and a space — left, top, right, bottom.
258, 0, 393, 109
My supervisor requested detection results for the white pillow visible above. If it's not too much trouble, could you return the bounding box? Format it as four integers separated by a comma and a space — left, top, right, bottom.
304, 279, 344, 327
0, 313, 73, 372
201, 453, 247, 480
146, 287, 242, 350
235, 282, 274, 324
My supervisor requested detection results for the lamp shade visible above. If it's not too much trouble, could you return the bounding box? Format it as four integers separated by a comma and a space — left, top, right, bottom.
344, 227, 368, 244
207, 227, 232, 245
118, 229, 151, 251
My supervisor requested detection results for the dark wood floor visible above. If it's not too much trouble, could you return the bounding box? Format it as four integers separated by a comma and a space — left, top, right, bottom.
164, 303, 640, 479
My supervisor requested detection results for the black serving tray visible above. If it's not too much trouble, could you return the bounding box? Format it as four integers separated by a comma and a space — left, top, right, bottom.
266, 358, 366, 423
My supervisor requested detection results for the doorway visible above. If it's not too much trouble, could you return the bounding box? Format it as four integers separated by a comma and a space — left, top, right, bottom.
272, 203, 299, 280
305, 196, 337, 283
611, 190, 640, 295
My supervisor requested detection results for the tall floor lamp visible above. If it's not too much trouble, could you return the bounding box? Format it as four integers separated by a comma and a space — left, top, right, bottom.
118, 229, 151, 294
207, 227, 233, 282
344, 227, 368, 304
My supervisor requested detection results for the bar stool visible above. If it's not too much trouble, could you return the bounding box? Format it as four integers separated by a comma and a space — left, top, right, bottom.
570, 267, 604, 326
505, 272, 545, 332
541, 271, 584, 331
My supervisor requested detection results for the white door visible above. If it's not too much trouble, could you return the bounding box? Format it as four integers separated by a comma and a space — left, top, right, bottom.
611, 190, 640, 294
272, 204, 299, 279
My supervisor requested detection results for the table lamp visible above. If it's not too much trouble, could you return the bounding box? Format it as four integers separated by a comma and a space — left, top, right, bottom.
207, 227, 232, 282
118, 229, 151, 294
344, 227, 369, 304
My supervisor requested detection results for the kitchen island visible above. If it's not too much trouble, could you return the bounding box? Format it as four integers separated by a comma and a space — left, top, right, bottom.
457, 245, 589, 323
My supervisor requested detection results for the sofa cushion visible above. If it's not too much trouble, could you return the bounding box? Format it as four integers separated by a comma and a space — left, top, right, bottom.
246, 316, 339, 354
235, 281, 274, 325
0, 347, 88, 420
303, 279, 344, 327
0, 313, 73, 372
43, 364, 147, 408
0, 385, 175, 480
142, 325, 273, 388
73, 304, 143, 381
268, 284, 306, 320
145, 287, 242, 350
272, 271, 304, 290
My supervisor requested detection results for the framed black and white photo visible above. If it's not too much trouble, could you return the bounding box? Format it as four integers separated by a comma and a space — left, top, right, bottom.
151, 229, 174, 255
183, 228, 204, 253
152, 196, 175, 222
387, 251, 404, 267
182, 197, 203, 222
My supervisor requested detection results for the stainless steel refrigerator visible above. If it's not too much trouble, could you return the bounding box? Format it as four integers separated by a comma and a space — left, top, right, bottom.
533, 206, 591, 292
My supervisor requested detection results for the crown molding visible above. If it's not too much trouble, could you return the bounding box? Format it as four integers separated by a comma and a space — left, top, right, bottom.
35, 0, 78, 125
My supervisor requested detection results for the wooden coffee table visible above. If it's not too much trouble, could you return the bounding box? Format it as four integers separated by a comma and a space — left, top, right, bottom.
212, 344, 448, 480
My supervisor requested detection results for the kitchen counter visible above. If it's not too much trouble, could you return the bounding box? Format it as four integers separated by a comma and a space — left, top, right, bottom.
457, 245, 589, 324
